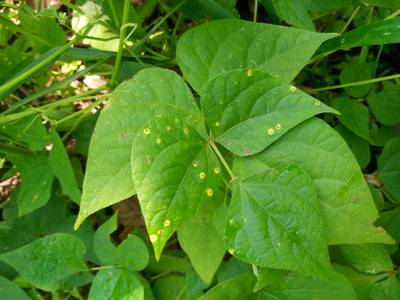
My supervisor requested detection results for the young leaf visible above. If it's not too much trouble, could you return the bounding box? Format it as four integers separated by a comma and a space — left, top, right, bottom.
77, 68, 204, 228
176, 19, 336, 93
368, 82, 400, 126
0, 233, 87, 291
225, 165, 330, 277
234, 118, 393, 244
88, 269, 144, 300
7, 154, 54, 216
377, 137, 400, 202
201, 69, 337, 156
177, 200, 226, 284
0, 275, 31, 300
131, 116, 221, 259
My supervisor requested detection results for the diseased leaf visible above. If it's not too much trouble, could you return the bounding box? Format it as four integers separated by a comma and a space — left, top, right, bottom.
7, 154, 54, 216
0, 233, 87, 291
198, 273, 256, 300
378, 137, 400, 202
368, 82, 400, 126
178, 199, 226, 284
176, 19, 336, 93
132, 116, 221, 259
0, 275, 31, 300
201, 69, 337, 156
77, 68, 204, 228
340, 244, 393, 275
225, 165, 330, 276
88, 269, 144, 300
234, 118, 393, 244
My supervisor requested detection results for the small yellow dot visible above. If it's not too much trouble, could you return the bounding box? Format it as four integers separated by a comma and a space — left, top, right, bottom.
290, 86, 297, 92
247, 69, 253, 77
143, 128, 151, 135
156, 138, 162, 144
228, 248, 235, 255
215, 122, 220, 127
150, 234, 157, 243
163, 219, 171, 227
267, 128, 274, 136
199, 172, 206, 180
192, 160, 199, 167
314, 100, 321, 106
183, 128, 189, 135
275, 123, 281, 130
206, 188, 214, 197
214, 167, 220, 174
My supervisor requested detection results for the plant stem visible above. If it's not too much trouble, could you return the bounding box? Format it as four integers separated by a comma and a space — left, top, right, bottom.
209, 141, 237, 181
253, 0, 258, 23
109, 0, 131, 87
313, 73, 400, 92
340, 6, 360, 34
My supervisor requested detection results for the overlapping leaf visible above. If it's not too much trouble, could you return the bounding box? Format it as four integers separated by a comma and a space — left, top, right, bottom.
77, 68, 204, 228
201, 69, 337, 156
176, 19, 336, 93
131, 116, 222, 259
234, 118, 393, 244
225, 165, 329, 276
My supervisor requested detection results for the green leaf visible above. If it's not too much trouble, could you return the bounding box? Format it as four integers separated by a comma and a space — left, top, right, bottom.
176, 19, 336, 93
77, 68, 203, 228
93, 213, 149, 271
257, 269, 358, 300
377, 207, 400, 241
234, 118, 393, 244
0, 233, 87, 291
201, 69, 337, 156
178, 200, 226, 284
131, 116, 221, 259
264, 0, 315, 30
368, 82, 400, 126
378, 137, 400, 202
88, 269, 144, 300
93, 213, 119, 265
340, 244, 393, 274
225, 165, 329, 276
152, 275, 186, 300
336, 125, 371, 169
0, 275, 31, 300
317, 18, 400, 57
198, 273, 256, 300
48, 129, 81, 204
178, 0, 238, 20
8, 154, 54, 216
339, 61, 375, 98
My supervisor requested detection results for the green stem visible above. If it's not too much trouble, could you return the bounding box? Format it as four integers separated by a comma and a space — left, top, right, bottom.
253, 0, 258, 23
313, 73, 400, 92
209, 141, 236, 181
385, 8, 400, 20
109, 0, 131, 87
340, 6, 360, 34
